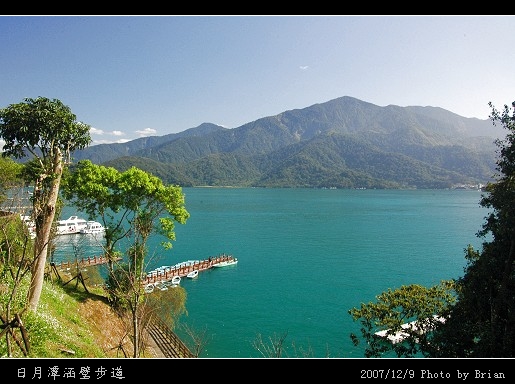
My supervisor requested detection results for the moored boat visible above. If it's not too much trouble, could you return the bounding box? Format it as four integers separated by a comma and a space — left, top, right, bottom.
186, 270, 199, 279
56, 216, 88, 235
162, 276, 181, 288
154, 281, 169, 291
80, 221, 106, 234
144, 283, 155, 294
213, 258, 238, 268
174, 260, 199, 269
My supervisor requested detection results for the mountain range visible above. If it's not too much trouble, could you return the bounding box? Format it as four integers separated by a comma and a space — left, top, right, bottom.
71, 96, 505, 189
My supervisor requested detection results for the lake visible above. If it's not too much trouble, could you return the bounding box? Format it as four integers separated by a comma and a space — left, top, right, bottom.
56, 188, 490, 358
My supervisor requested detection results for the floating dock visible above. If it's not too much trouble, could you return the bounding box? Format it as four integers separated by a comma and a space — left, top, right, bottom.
143, 253, 236, 285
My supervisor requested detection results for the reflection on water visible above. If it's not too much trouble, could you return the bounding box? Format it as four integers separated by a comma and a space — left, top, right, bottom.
51, 233, 106, 264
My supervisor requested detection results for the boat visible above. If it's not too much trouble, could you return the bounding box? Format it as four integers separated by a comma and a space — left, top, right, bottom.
213, 258, 238, 268
80, 221, 106, 234
186, 270, 199, 279
144, 283, 155, 294
174, 260, 199, 269
162, 275, 181, 288
154, 281, 169, 291
56, 216, 88, 235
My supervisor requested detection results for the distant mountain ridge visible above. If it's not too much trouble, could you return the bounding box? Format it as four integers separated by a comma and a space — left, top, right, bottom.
72, 96, 504, 189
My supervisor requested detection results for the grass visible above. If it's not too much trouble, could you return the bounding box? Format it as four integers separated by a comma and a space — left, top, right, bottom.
1, 267, 156, 358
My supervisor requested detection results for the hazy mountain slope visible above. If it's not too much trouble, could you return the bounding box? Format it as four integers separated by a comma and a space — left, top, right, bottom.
72, 122, 226, 164
253, 133, 477, 189
80, 96, 502, 189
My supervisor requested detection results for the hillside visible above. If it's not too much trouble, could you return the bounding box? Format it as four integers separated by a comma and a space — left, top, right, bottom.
72, 96, 504, 189
0, 273, 164, 358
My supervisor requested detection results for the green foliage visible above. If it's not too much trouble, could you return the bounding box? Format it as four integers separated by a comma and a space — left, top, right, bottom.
429, 101, 515, 357
348, 281, 456, 358
0, 97, 91, 161
104, 264, 136, 309
0, 257, 29, 314
0, 214, 34, 352
0, 275, 108, 358
349, 100, 515, 358
64, 160, 190, 357
74, 97, 498, 189
0, 157, 24, 205
0, 96, 93, 312
146, 285, 187, 328
63, 160, 189, 253
102, 131, 483, 189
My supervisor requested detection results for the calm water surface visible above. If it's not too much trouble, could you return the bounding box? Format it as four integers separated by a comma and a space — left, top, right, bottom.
58, 188, 490, 358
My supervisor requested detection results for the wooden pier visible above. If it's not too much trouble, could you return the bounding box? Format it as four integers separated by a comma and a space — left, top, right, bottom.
51, 253, 237, 287
143, 253, 236, 285
52, 255, 122, 271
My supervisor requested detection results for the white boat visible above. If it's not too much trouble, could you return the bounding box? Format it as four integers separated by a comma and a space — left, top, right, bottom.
80, 221, 106, 234
56, 216, 88, 235
162, 275, 181, 288
144, 283, 155, 294
213, 258, 238, 268
174, 260, 199, 269
154, 281, 169, 291
186, 270, 199, 279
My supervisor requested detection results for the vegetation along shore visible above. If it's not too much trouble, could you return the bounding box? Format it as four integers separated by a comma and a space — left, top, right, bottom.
1, 97, 515, 358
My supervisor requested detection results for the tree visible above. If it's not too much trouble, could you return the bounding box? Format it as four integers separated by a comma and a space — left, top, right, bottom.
0, 97, 91, 312
429, 101, 515, 357
0, 157, 24, 206
180, 323, 211, 358
349, 100, 515, 358
63, 160, 190, 357
62, 160, 190, 269
61, 160, 127, 273
0, 159, 35, 356
348, 281, 456, 358
0, 212, 36, 357
252, 331, 290, 358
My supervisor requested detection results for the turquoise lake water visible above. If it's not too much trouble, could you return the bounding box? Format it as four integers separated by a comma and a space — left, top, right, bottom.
56, 188, 490, 358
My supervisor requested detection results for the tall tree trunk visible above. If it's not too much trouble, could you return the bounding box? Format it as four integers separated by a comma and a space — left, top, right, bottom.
132, 300, 139, 358
27, 155, 63, 312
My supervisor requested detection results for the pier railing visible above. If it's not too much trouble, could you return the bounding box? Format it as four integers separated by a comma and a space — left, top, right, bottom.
147, 316, 195, 358
52, 255, 121, 270
143, 253, 236, 284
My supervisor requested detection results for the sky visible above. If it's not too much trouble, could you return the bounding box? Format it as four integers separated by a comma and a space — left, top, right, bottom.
1, 15, 514, 146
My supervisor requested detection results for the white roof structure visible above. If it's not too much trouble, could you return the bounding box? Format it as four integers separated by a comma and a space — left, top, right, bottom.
375, 315, 446, 344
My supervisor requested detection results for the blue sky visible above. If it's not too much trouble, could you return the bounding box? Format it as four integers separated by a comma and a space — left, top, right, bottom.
1, 15, 514, 145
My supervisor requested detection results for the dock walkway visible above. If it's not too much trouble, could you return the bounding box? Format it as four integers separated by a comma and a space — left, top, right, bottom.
143, 253, 236, 285
53, 255, 122, 271
49, 252, 226, 358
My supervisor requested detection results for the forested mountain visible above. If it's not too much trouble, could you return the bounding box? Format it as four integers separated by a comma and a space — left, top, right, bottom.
72, 96, 504, 189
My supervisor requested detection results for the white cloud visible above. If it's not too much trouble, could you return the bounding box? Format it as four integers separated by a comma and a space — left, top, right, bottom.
89, 127, 104, 135
87, 126, 130, 145
135, 128, 157, 137
87, 126, 156, 144
92, 138, 131, 145
90, 127, 127, 137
